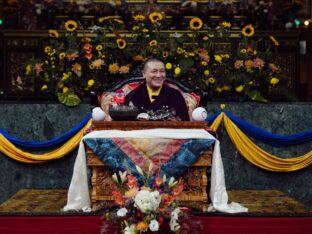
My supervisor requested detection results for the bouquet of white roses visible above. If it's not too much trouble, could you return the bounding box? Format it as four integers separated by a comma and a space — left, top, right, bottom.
103, 164, 185, 234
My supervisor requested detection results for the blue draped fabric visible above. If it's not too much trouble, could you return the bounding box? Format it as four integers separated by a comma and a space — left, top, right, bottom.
83, 138, 214, 185
225, 111, 312, 146
205, 110, 221, 124
0, 113, 91, 149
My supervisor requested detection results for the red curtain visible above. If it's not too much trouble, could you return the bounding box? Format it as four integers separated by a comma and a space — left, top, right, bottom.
0, 215, 311, 234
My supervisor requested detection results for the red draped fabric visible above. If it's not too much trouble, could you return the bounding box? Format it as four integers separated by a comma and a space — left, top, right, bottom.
0, 215, 312, 234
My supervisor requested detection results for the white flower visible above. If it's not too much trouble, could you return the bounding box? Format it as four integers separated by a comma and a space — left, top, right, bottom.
171, 207, 181, 220
134, 190, 161, 213
119, 171, 127, 184
168, 177, 178, 188
124, 224, 136, 234
112, 173, 118, 184
169, 218, 180, 232
135, 165, 144, 175
117, 207, 128, 217
149, 219, 159, 232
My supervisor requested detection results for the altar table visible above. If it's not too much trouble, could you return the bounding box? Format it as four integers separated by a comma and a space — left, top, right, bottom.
64, 126, 247, 214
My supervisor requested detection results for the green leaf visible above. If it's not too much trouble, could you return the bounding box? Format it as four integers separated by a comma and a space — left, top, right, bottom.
179, 58, 194, 74
57, 91, 81, 107
246, 90, 269, 103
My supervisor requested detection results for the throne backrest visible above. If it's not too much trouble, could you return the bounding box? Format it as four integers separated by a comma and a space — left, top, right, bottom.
95, 77, 202, 120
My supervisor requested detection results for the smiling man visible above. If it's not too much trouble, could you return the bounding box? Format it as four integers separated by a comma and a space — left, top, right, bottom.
124, 58, 190, 121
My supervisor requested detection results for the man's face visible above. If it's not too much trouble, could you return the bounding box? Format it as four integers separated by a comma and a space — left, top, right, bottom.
143, 61, 166, 90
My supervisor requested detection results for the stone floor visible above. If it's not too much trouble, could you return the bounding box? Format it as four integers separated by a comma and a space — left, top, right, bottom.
0, 189, 310, 215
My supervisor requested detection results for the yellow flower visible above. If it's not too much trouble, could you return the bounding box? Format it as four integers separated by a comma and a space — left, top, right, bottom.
44, 46, 51, 54
64, 20, 78, 32
174, 67, 181, 75
62, 72, 70, 81
203, 35, 209, 41
270, 36, 280, 46
88, 79, 95, 86
142, 28, 149, 33
162, 51, 169, 58
116, 38, 126, 49
223, 86, 231, 91
208, 77, 215, 83
220, 104, 226, 109
59, 52, 66, 60
132, 26, 139, 31
132, 55, 144, 61
240, 49, 247, 54
177, 47, 184, 54
92, 59, 104, 69
48, 29, 59, 38
89, 64, 95, 70
25, 64, 32, 75
204, 70, 210, 76
189, 17, 203, 30
222, 21, 231, 28
41, 85, 48, 91
133, 14, 145, 22
108, 63, 120, 74
149, 40, 157, 47
62, 87, 69, 93
216, 87, 222, 93
235, 85, 244, 93
149, 12, 164, 23
165, 63, 172, 70
270, 77, 280, 85
201, 61, 208, 66
136, 221, 148, 232
242, 24, 255, 37
214, 55, 222, 63
253, 50, 258, 55
119, 65, 130, 74
95, 45, 103, 51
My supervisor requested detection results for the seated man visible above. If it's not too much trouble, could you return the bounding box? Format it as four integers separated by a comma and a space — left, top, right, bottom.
124, 58, 190, 121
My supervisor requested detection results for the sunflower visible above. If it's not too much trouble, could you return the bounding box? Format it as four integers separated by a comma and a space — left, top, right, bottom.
149, 12, 163, 24
116, 38, 126, 49
48, 29, 59, 38
162, 51, 169, 58
242, 25, 255, 37
108, 63, 120, 74
59, 52, 66, 60
208, 77, 215, 83
133, 14, 145, 22
95, 45, 103, 51
64, 20, 78, 32
189, 17, 203, 30
149, 40, 157, 47
176, 47, 184, 54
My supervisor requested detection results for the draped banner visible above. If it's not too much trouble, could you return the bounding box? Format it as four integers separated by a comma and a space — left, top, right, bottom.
1, 110, 312, 172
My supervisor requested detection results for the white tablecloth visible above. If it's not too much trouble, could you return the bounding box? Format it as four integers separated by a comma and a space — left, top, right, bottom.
63, 128, 247, 213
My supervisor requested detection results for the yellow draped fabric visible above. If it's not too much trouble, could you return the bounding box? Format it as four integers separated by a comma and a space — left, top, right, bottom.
0, 120, 92, 164
222, 115, 312, 172
210, 112, 225, 131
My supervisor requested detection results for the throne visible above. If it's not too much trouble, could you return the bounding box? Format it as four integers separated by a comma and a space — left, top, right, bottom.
87, 76, 214, 211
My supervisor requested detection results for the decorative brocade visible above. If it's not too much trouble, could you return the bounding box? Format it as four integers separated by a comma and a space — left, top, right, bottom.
83, 138, 215, 180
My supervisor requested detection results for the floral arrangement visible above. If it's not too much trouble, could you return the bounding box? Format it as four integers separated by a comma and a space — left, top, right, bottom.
102, 164, 186, 234
17, 12, 290, 106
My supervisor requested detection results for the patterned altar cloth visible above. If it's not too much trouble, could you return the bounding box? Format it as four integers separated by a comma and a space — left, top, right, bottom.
64, 129, 247, 214
84, 137, 214, 182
